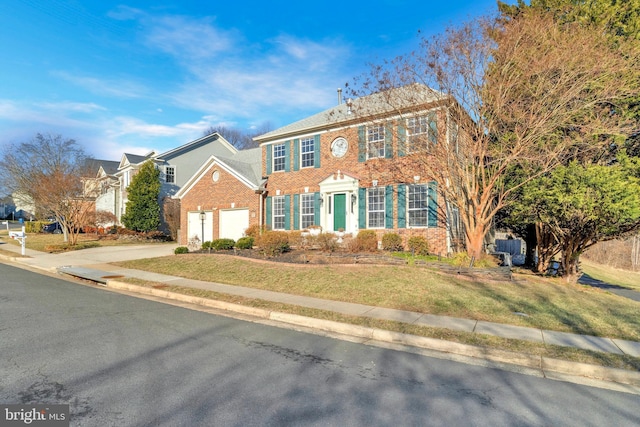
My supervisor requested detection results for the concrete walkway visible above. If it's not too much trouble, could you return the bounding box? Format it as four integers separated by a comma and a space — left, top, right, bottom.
2, 239, 639, 358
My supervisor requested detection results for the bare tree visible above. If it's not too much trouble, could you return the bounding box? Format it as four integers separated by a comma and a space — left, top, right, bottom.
162, 196, 180, 241
203, 122, 273, 150
349, 10, 639, 260
0, 133, 95, 245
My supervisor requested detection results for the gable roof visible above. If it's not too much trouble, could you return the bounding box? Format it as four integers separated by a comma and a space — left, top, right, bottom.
84, 159, 119, 177
118, 153, 153, 170
174, 147, 264, 199
155, 132, 237, 161
254, 83, 445, 143
96, 160, 119, 176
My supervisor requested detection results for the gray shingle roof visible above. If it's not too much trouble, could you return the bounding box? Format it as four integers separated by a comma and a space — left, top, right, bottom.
217, 147, 263, 187
85, 159, 119, 176
122, 153, 151, 166
254, 84, 444, 143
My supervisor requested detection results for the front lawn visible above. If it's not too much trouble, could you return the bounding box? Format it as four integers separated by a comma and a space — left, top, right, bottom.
116, 253, 640, 342
0, 231, 170, 252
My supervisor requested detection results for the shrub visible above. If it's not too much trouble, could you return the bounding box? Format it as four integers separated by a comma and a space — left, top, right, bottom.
316, 233, 338, 252
382, 233, 404, 251
349, 230, 378, 253
28, 221, 47, 233
211, 238, 235, 250
408, 236, 430, 256
256, 231, 290, 257
288, 230, 304, 248
201, 241, 213, 250
244, 224, 265, 239
174, 246, 189, 254
235, 236, 254, 249
451, 251, 471, 267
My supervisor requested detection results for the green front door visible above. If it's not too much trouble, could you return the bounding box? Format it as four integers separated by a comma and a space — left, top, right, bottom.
333, 193, 346, 231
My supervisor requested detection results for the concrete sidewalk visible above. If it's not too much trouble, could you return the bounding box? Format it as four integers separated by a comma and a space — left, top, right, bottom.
1, 239, 639, 389
54, 263, 639, 358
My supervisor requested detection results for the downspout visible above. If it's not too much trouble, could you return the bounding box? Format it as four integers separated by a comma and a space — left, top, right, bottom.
256, 184, 267, 235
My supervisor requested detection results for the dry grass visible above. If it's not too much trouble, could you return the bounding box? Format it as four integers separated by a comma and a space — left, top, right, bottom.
580, 258, 640, 291
116, 253, 640, 342
0, 231, 167, 252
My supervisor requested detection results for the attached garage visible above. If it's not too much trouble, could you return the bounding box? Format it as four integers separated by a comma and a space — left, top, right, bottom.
219, 208, 249, 241
187, 211, 213, 243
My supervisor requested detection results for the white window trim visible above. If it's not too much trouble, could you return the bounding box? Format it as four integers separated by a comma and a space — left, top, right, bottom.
367, 187, 385, 229
301, 193, 314, 229
300, 137, 314, 168
273, 143, 286, 172
273, 196, 285, 230
407, 184, 429, 228
366, 125, 385, 160
165, 165, 176, 184
407, 116, 430, 153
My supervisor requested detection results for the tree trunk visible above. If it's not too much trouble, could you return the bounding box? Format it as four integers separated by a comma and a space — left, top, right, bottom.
535, 222, 557, 274
562, 249, 581, 284
561, 237, 582, 284
524, 223, 537, 268
466, 225, 486, 263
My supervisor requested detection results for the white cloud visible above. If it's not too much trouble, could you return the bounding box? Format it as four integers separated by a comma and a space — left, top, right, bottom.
52, 71, 148, 99
167, 34, 351, 120
0, 99, 100, 128
110, 9, 352, 123
144, 15, 235, 59
35, 101, 106, 113
105, 115, 218, 139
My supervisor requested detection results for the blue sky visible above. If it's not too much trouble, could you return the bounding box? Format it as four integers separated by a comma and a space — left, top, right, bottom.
0, 0, 503, 160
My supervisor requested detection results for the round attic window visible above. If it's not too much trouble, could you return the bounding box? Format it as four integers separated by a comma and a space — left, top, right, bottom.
212, 170, 220, 182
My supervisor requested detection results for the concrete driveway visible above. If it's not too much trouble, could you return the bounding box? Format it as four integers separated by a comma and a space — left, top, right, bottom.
1, 241, 178, 272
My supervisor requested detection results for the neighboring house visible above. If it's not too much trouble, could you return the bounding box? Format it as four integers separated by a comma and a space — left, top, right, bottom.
114, 152, 156, 222
253, 84, 462, 255
174, 147, 264, 244
99, 132, 240, 233
87, 159, 121, 226
0, 195, 16, 219
11, 192, 35, 220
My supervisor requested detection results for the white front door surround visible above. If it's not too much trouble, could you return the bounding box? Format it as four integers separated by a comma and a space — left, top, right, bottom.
318, 171, 359, 234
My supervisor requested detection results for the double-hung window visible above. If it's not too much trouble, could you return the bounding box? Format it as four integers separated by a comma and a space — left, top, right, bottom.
407, 116, 429, 152
273, 143, 286, 172
165, 166, 175, 183
300, 137, 314, 168
408, 184, 429, 227
272, 196, 285, 230
301, 194, 315, 229
368, 187, 385, 228
367, 125, 385, 159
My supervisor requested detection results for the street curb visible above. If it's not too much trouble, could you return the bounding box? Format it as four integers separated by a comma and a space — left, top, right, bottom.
106, 279, 640, 390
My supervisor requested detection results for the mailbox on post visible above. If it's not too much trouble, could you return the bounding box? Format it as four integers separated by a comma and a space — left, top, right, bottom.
9, 227, 27, 256
9, 231, 25, 239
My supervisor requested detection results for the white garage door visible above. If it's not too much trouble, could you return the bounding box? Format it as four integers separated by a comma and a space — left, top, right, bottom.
219, 209, 249, 241
187, 211, 213, 244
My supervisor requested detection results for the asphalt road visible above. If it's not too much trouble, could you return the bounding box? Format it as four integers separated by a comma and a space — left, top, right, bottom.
1, 263, 638, 426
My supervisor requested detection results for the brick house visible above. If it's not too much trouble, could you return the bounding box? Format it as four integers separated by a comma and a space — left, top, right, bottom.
174, 84, 463, 254
174, 147, 264, 245
253, 84, 462, 255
